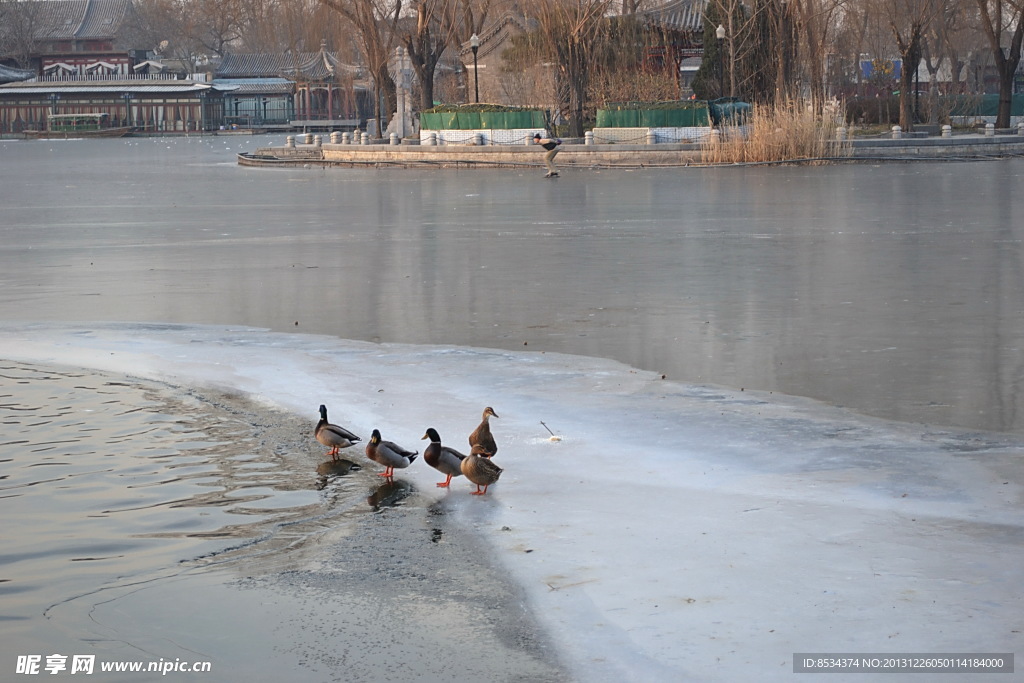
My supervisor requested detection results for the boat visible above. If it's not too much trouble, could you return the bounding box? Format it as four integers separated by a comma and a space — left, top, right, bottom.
24, 113, 133, 139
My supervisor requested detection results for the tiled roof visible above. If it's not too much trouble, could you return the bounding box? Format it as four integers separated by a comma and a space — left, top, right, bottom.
214, 78, 294, 95
217, 54, 292, 78
642, 0, 707, 32
32, 0, 134, 41
0, 80, 228, 94
217, 51, 362, 80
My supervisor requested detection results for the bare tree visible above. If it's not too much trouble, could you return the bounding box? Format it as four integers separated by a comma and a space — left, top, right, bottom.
878, 0, 939, 129
0, 0, 43, 68
920, 0, 969, 122
976, 0, 1024, 128
526, 0, 615, 136
321, 0, 402, 135
398, 0, 470, 110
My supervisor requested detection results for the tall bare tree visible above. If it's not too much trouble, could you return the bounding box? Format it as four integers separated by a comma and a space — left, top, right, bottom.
0, 0, 43, 68
880, 0, 939, 129
976, 0, 1024, 128
321, 0, 401, 135
398, 0, 470, 109
525, 0, 614, 136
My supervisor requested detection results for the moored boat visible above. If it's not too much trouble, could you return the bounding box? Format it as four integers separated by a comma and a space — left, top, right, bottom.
24, 113, 132, 139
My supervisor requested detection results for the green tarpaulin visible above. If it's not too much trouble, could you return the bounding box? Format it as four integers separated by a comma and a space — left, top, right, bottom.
420, 110, 545, 130
596, 105, 711, 128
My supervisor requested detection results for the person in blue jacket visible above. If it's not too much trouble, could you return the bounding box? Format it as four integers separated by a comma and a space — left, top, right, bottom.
533, 133, 562, 177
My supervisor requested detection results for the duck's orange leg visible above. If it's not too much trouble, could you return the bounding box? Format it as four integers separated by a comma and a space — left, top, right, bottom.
378, 467, 394, 478
470, 484, 489, 496
437, 474, 453, 488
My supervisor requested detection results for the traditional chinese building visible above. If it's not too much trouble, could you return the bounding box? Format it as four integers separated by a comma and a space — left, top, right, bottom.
0, 0, 234, 134
216, 44, 373, 131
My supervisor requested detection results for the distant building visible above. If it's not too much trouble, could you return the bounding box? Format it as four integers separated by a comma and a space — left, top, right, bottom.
12, 0, 146, 78
457, 0, 707, 109
215, 45, 373, 130
458, 12, 538, 107
0, 0, 230, 134
0, 1, 373, 134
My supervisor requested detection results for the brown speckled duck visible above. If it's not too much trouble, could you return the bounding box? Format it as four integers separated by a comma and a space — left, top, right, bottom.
315, 404, 361, 460
365, 429, 419, 478
461, 444, 503, 495
421, 427, 467, 488
468, 407, 499, 457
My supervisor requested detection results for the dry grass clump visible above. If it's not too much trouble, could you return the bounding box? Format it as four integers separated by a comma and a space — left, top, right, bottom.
701, 98, 851, 165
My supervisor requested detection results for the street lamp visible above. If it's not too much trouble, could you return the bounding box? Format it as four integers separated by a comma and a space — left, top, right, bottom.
470, 33, 480, 104
716, 24, 726, 99
121, 92, 134, 128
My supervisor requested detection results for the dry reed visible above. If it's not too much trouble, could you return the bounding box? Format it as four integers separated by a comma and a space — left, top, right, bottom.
700, 98, 852, 165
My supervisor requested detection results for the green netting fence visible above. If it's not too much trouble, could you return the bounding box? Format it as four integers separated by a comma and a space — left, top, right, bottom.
596, 104, 711, 128
420, 109, 546, 130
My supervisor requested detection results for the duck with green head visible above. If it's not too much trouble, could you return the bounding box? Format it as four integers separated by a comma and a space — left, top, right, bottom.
421, 427, 466, 488
315, 404, 361, 460
365, 429, 419, 478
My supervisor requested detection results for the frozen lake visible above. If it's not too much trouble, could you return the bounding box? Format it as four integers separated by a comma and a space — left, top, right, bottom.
2, 137, 1022, 681
2, 137, 1024, 435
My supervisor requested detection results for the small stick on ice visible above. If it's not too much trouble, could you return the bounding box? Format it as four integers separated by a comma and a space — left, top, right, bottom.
540, 421, 562, 442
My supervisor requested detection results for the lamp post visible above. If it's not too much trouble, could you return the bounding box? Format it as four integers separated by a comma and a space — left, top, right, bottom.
470, 33, 480, 104
47, 93, 59, 132
121, 92, 133, 128
716, 24, 726, 99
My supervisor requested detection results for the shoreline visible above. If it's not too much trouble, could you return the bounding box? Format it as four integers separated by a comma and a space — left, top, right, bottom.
238, 132, 1024, 169
3, 323, 1022, 682
0, 358, 571, 682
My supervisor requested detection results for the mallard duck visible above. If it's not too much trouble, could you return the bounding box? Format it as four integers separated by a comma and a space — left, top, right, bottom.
316, 404, 361, 460
468, 406, 499, 457
421, 427, 467, 488
461, 444, 503, 495
365, 429, 419, 478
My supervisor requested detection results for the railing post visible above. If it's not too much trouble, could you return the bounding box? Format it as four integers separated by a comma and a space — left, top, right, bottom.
985, 123, 995, 137
585, 131, 594, 145
891, 125, 902, 139
941, 125, 952, 138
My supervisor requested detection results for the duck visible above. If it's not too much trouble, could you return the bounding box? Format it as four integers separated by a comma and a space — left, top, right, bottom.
468, 407, 499, 457
315, 404, 361, 460
365, 429, 419, 478
421, 427, 467, 488
461, 444, 503, 495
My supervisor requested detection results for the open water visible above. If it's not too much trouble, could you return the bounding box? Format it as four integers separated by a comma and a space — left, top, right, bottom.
2, 137, 1023, 433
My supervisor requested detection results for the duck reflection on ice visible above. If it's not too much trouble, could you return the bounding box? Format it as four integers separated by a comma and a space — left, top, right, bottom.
367, 478, 414, 510
315, 458, 359, 490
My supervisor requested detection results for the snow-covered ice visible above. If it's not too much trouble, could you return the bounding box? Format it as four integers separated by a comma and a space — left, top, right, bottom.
2, 321, 1019, 682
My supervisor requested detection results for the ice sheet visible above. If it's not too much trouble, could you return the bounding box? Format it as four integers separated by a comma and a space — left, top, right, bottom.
1, 321, 1021, 681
